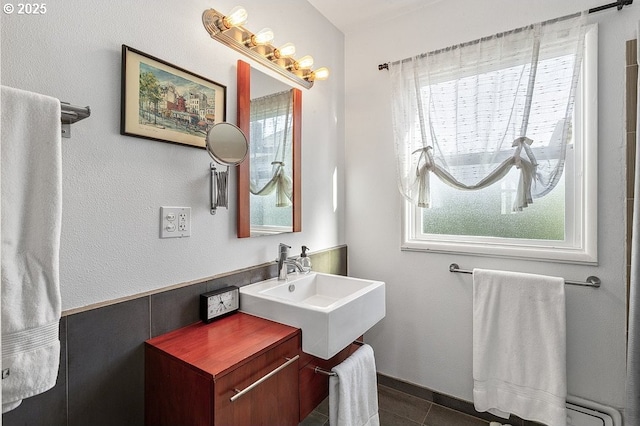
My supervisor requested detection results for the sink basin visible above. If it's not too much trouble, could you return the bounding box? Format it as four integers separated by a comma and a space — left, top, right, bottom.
240, 272, 385, 359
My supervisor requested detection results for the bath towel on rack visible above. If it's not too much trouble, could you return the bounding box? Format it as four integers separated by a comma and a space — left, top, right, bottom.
329, 343, 380, 426
1, 86, 62, 412
472, 268, 567, 426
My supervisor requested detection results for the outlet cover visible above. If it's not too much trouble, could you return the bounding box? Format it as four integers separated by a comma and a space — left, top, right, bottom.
160, 207, 191, 238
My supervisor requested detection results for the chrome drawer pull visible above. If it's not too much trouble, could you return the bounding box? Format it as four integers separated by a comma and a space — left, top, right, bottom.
230, 354, 299, 402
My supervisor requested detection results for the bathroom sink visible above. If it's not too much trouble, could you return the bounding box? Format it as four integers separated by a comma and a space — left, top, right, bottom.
240, 272, 385, 359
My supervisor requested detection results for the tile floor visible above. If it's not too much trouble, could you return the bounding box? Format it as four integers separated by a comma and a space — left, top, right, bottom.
299, 384, 488, 426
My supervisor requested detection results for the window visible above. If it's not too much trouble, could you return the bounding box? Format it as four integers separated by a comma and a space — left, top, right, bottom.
393, 19, 597, 263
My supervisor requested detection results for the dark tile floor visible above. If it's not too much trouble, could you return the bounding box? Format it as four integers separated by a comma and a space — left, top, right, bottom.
300, 384, 488, 426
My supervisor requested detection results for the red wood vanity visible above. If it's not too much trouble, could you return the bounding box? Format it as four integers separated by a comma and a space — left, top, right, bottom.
145, 312, 360, 425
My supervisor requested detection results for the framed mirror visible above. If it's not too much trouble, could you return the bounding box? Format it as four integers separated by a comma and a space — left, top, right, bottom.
237, 60, 302, 238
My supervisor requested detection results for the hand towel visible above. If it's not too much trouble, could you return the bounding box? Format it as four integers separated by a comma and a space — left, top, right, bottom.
1, 86, 62, 412
329, 344, 380, 426
473, 268, 567, 426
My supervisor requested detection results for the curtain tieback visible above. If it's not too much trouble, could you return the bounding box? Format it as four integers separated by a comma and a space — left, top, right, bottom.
413, 147, 434, 175
511, 137, 537, 169
411, 147, 435, 208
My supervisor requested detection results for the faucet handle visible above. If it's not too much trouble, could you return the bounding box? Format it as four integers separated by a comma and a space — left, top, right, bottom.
279, 243, 291, 253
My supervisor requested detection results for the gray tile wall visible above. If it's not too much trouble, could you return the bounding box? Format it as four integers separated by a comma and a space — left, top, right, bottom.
2, 245, 347, 426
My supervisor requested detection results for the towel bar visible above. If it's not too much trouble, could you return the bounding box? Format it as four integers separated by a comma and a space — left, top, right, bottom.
449, 263, 601, 288
312, 341, 365, 377
314, 366, 337, 377
60, 102, 90, 138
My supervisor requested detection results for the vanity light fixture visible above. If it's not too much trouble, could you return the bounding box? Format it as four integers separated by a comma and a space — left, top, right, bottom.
270, 42, 296, 59
219, 6, 248, 29
307, 66, 330, 81
202, 6, 329, 89
289, 55, 314, 71
245, 27, 274, 47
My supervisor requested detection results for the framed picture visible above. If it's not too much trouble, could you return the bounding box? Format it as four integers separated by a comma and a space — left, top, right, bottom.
121, 45, 226, 148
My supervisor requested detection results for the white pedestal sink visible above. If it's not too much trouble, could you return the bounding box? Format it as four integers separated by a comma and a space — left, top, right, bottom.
239, 272, 385, 359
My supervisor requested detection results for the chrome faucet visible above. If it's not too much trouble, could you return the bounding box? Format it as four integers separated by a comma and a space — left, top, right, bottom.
277, 243, 304, 280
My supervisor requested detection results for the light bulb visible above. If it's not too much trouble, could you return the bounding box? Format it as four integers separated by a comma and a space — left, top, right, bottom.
252, 28, 274, 45
312, 67, 330, 81
223, 6, 248, 28
276, 42, 296, 58
296, 55, 314, 69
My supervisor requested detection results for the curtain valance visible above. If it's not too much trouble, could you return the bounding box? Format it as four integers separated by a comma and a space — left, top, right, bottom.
390, 13, 587, 210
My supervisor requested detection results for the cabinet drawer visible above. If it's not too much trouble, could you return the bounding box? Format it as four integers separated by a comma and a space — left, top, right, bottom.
215, 335, 300, 425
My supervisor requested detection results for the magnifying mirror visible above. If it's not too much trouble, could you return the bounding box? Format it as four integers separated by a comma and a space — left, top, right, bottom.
206, 122, 248, 165
205, 123, 248, 215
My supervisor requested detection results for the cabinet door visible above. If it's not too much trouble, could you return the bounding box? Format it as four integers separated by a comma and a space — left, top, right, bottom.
145, 346, 214, 426
214, 336, 299, 426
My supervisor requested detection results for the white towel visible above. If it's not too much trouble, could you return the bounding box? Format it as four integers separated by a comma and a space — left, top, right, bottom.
329, 344, 380, 426
473, 268, 567, 426
1, 86, 62, 412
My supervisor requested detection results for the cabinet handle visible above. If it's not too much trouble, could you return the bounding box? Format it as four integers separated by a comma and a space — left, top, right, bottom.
230, 355, 299, 402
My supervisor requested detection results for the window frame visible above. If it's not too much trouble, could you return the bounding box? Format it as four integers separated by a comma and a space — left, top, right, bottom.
401, 25, 598, 265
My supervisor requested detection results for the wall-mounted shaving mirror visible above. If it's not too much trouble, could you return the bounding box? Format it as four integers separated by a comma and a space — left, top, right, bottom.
206, 122, 248, 215
237, 60, 301, 237
206, 122, 249, 165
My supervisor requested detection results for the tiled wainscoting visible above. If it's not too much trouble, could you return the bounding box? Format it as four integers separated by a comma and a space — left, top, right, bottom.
2, 246, 347, 426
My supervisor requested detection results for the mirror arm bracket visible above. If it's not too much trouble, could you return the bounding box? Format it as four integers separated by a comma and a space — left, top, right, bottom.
210, 162, 229, 215
210, 163, 218, 215
206, 122, 247, 216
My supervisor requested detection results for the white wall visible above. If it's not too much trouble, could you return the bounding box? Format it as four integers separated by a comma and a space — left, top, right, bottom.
0, 0, 345, 311
346, 0, 638, 412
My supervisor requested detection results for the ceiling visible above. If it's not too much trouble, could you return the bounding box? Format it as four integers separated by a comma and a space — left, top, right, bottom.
306, 0, 443, 34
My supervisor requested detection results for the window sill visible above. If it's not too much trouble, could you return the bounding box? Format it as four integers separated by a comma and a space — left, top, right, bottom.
401, 238, 597, 265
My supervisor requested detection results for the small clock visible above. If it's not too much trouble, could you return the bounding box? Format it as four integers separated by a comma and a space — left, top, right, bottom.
200, 286, 240, 323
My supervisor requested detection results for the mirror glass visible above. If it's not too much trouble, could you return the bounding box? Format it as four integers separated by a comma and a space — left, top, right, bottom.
206, 122, 248, 165
249, 69, 294, 234
237, 60, 302, 238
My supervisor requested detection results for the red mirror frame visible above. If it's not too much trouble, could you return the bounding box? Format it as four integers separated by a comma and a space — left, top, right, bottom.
237, 60, 302, 238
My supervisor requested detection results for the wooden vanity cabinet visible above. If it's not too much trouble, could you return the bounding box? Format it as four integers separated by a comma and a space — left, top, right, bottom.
145, 313, 301, 426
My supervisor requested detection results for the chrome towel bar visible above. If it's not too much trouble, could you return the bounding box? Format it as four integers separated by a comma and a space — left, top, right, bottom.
314, 366, 337, 377
449, 263, 601, 288
312, 341, 366, 377
60, 102, 90, 138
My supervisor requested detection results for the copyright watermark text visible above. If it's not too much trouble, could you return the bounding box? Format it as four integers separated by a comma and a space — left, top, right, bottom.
3, 3, 47, 14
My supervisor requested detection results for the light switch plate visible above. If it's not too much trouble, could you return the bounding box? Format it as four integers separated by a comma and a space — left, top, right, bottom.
160, 207, 191, 238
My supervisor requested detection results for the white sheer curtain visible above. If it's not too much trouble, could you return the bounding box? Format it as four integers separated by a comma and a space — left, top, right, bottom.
249, 90, 293, 207
389, 13, 587, 211
626, 23, 640, 426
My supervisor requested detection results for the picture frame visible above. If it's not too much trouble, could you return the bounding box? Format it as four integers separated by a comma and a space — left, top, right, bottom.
121, 45, 226, 148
